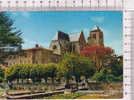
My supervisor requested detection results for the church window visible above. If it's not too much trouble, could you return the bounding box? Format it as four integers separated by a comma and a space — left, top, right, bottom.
53, 45, 57, 50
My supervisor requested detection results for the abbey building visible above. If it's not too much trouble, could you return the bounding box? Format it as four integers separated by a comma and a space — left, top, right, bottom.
1, 26, 104, 67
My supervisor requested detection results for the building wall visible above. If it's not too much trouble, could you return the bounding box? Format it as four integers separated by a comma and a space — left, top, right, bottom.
88, 30, 104, 46
49, 40, 71, 55
5, 48, 61, 67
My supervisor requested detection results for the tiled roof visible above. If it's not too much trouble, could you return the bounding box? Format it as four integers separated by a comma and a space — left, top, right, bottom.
69, 32, 81, 42
24, 47, 52, 51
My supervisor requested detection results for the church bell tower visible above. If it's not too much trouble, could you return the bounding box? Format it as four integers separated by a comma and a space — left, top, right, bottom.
88, 25, 104, 46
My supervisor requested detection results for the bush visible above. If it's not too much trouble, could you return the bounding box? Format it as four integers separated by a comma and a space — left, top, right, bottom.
92, 68, 123, 83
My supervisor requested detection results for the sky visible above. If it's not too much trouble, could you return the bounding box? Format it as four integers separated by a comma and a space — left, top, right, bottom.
7, 11, 122, 55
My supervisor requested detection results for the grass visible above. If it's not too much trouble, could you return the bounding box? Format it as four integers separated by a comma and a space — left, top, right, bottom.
77, 93, 123, 99
43, 92, 88, 99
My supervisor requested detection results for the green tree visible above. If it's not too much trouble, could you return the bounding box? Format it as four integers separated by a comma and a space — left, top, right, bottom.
19, 64, 31, 83
108, 56, 123, 77
79, 56, 95, 80
92, 68, 108, 82
0, 12, 23, 46
58, 54, 95, 89
5, 64, 21, 83
58, 54, 76, 88
0, 66, 4, 82
45, 63, 58, 85
0, 12, 23, 65
30, 64, 44, 83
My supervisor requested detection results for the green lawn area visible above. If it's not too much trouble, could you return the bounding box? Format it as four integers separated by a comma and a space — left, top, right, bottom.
77, 93, 123, 99
43, 92, 88, 99
42, 92, 123, 99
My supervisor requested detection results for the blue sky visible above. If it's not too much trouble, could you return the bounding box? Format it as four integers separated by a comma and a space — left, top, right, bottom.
8, 11, 122, 55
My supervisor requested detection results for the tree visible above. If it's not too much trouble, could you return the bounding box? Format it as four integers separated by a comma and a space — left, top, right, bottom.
45, 63, 58, 86
29, 64, 42, 83
58, 53, 95, 89
0, 12, 23, 64
81, 46, 114, 72
73, 56, 95, 89
108, 56, 123, 77
58, 54, 77, 88
0, 66, 4, 82
0, 12, 23, 46
79, 56, 95, 80
5, 64, 21, 83
92, 68, 108, 82
20, 64, 31, 83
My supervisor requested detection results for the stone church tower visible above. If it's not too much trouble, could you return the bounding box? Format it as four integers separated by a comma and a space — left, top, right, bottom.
88, 26, 104, 46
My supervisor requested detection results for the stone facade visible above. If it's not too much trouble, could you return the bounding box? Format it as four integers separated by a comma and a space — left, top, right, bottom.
4, 44, 61, 66
88, 26, 104, 46
49, 31, 86, 54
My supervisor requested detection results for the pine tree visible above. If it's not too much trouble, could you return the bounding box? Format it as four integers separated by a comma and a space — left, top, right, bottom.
0, 12, 23, 46
0, 12, 23, 64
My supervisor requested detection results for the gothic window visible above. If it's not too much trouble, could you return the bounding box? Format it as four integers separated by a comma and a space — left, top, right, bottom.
93, 34, 96, 39
53, 45, 57, 50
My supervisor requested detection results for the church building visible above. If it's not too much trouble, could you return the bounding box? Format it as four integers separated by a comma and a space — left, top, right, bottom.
1, 25, 104, 67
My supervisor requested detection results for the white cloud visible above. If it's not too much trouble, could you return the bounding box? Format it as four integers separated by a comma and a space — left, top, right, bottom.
22, 12, 30, 18
90, 17, 104, 23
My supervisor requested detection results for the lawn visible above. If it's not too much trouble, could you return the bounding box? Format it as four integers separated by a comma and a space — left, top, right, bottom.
42, 92, 123, 99
77, 93, 123, 99
43, 92, 88, 99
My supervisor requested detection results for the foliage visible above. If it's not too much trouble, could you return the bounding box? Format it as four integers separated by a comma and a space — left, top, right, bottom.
92, 65, 123, 83
108, 56, 123, 77
43, 92, 88, 99
58, 53, 95, 87
0, 12, 23, 46
0, 66, 4, 82
44, 63, 58, 84
5, 63, 58, 84
81, 46, 114, 72
0, 12, 23, 65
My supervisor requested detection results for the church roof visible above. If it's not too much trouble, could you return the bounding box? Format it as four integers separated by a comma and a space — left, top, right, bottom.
52, 30, 82, 42
69, 32, 81, 42
52, 31, 69, 41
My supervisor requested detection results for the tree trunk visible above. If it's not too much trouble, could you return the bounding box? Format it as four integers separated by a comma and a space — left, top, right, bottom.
45, 78, 48, 84
65, 79, 70, 89
51, 77, 55, 90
